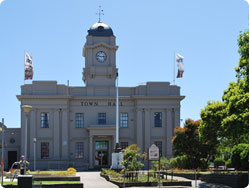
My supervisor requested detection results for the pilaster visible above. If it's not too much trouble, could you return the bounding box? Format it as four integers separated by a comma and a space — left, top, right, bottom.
144, 109, 151, 152
136, 109, 143, 151
29, 109, 36, 159
53, 109, 60, 159
61, 109, 69, 160
166, 108, 173, 158
89, 135, 94, 168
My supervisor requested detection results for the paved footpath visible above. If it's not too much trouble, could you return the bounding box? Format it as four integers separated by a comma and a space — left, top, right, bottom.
77, 171, 231, 188
166, 175, 231, 188
77, 171, 118, 188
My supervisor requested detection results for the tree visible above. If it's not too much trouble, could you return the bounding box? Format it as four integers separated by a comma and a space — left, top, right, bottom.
221, 30, 249, 145
122, 144, 144, 180
172, 119, 207, 168
199, 30, 249, 149
199, 101, 226, 156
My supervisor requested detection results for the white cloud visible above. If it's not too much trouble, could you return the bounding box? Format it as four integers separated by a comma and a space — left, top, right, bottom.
0, 0, 4, 5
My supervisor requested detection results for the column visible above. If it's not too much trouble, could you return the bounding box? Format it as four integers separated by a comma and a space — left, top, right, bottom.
144, 109, 151, 152
53, 110, 60, 159
136, 109, 143, 151
29, 109, 36, 159
89, 135, 94, 168
61, 109, 69, 160
166, 108, 173, 158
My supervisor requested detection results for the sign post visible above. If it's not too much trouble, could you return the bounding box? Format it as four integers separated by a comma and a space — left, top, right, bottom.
148, 144, 160, 183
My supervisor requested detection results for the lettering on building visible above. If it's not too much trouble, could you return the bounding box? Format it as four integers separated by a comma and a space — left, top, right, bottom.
80, 102, 123, 106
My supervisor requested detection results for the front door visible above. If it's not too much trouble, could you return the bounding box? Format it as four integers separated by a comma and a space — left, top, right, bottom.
8, 151, 17, 170
95, 141, 108, 167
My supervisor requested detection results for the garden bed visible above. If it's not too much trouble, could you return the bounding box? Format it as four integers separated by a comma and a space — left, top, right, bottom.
100, 173, 192, 187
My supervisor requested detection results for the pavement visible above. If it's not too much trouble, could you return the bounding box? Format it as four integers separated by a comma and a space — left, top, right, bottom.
77, 171, 118, 188
167, 175, 231, 188
76, 171, 231, 188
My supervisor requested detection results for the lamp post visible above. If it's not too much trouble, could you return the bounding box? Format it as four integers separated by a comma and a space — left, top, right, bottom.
22, 105, 32, 175
33, 138, 36, 171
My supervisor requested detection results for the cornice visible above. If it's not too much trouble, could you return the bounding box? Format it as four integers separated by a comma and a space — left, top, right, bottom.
17, 95, 72, 101
132, 95, 185, 101
83, 42, 119, 57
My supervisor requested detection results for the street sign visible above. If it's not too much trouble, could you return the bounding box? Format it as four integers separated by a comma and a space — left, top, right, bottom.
148, 144, 160, 161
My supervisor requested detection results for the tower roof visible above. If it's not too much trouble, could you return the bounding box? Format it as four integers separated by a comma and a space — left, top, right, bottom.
88, 22, 114, 37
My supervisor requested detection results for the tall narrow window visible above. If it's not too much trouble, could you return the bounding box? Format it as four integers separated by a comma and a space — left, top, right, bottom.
120, 113, 128, 128
41, 142, 49, 159
75, 142, 84, 159
154, 141, 163, 156
75, 113, 84, 128
154, 112, 162, 127
41, 112, 49, 128
98, 113, 106, 125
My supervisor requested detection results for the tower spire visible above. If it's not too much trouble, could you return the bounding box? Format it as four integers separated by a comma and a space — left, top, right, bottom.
96, 6, 104, 22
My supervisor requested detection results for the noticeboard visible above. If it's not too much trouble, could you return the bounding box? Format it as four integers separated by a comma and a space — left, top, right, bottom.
148, 144, 160, 161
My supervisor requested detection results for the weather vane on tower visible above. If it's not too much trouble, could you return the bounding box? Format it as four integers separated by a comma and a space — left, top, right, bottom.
96, 6, 104, 22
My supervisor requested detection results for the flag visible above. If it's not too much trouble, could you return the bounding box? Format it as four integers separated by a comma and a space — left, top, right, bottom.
24, 52, 33, 80
176, 53, 184, 78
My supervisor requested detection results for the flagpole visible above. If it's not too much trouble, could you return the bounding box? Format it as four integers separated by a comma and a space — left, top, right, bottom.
173, 52, 175, 85
115, 72, 119, 146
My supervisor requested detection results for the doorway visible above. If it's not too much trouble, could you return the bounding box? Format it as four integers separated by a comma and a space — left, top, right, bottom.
8, 151, 17, 170
95, 141, 108, 166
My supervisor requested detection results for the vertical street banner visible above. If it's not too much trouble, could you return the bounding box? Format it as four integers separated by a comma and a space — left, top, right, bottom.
176, 53, 184, 78
24, 52, 33, 80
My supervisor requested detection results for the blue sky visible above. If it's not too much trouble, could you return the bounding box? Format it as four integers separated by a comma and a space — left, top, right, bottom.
0, 0, 249, 127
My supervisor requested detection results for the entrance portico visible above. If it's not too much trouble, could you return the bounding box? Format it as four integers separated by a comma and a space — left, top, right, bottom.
88, 125, 116, 168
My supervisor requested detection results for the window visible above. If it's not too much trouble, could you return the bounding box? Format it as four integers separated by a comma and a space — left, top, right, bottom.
120, 113, 128, 128
41, 112, 49, 128
75, 113, 84, 128
41, 142, 49, 159
154, 112, 162, 127
75, 142, 84, 159
98, 113, 106, 125
120, 142, 128, 150
154, 141, 162, 156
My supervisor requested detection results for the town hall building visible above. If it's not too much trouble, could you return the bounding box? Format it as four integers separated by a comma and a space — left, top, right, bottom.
4, 21, 184, 170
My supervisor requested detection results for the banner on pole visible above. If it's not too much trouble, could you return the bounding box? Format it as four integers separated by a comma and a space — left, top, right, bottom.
24, 52, 33, 80
175, 53, 184, 78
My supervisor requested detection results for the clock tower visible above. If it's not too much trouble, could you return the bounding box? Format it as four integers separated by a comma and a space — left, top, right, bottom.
82, 22, 119, 87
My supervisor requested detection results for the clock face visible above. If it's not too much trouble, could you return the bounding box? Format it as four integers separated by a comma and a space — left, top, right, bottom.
96, 51, 107, 63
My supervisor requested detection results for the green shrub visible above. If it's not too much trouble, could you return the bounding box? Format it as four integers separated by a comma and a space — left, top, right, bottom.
101, 168, 120, 178
231, 144, 249, 170
225, 159, 232, 168
199, 158, 210, 169
214, 157, 225, 168
169, 155, 194, 169
152, 157, 171, 171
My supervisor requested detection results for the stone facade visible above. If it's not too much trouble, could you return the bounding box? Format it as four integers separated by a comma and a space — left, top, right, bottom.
14, 22, 184, 170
